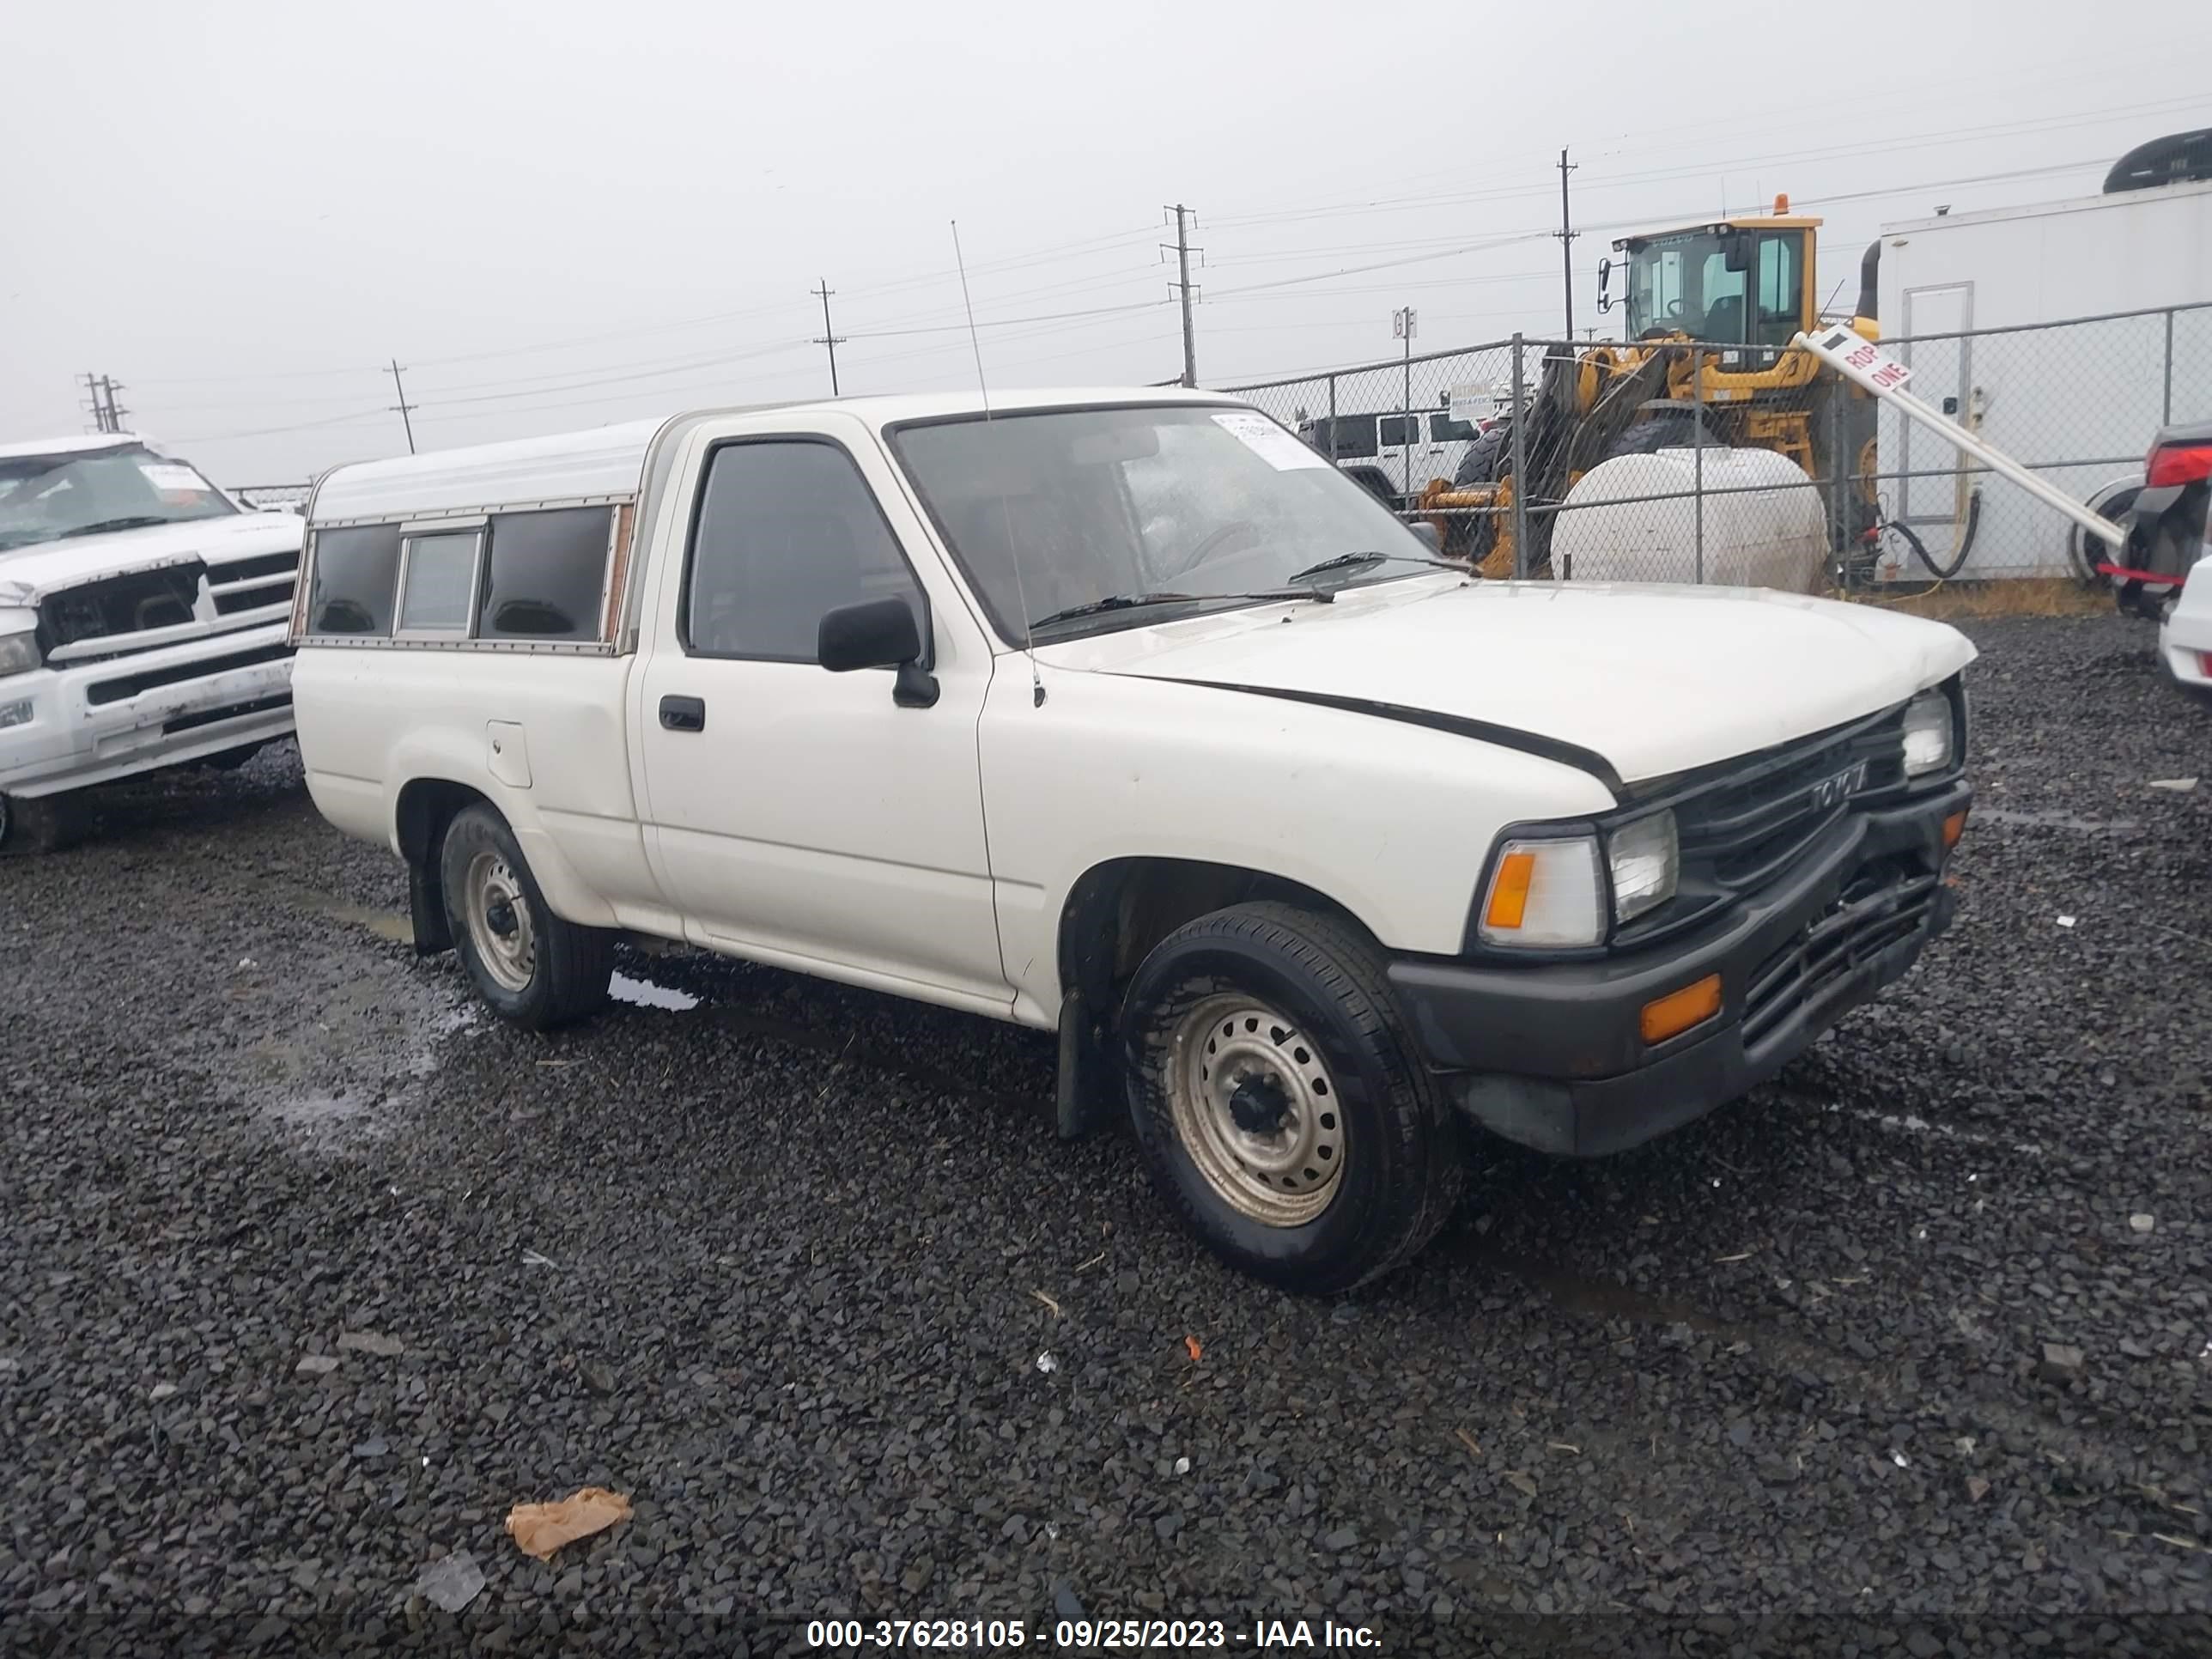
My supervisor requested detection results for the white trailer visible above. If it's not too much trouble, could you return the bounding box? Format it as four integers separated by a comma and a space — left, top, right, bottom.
1875, 163, 2212, 577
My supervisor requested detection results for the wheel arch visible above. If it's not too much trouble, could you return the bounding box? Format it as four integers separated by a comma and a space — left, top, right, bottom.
1054, 855, 1375, 1030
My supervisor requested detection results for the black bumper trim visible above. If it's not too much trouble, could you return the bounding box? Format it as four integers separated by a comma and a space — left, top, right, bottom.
1386, 780, 1969, 1157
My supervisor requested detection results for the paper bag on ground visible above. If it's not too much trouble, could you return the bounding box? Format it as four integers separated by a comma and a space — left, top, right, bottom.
505, 1486, 633, 1560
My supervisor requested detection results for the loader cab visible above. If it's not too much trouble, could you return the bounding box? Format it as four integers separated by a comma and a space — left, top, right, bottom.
1609, 213, 1820, 350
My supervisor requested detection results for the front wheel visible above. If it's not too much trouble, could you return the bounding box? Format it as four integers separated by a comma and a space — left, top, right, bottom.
0, 793, 81, 857
438, 804, 612, 1030
1122, 902, 1464, 1293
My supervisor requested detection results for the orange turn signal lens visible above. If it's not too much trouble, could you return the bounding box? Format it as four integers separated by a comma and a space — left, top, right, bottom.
1484, 849, 1537, 931
1641, 973, 1723, 1046
1942, 808, 1968, 850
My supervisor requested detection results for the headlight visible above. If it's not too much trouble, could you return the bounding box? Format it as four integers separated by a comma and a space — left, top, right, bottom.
1903, 690, 1954, 776
1477, 834, 1603, 947
1607, 810, 1678, 923
0, 632, 38, 679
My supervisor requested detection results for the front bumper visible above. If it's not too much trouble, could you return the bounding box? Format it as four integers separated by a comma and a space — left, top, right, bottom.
1388, 780, 1970, 1157
0, 622, 295, 799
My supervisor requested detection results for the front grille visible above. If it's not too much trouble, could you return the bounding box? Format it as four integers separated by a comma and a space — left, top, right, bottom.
86, 643, 291, 707
1678, 710, 1906, 891
1741, 859, 1941, 1051
1614, 706, 1912, 947
207, 550, 300, 618
39, 564, 204, 651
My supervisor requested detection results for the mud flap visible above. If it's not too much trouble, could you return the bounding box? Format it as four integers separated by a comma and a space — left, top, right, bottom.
409, 861, 453, 957
1055, 988, 1120, 1140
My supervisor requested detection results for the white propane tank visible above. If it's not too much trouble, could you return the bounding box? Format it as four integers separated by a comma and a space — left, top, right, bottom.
1548, 447, 1827, 592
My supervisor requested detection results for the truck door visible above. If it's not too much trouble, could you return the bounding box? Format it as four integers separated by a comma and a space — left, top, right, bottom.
631, 422, 1009, 1012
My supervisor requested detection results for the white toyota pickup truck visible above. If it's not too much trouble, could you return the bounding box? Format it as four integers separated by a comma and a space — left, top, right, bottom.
1, 434, 303, 852
292, 389, 1973, 1291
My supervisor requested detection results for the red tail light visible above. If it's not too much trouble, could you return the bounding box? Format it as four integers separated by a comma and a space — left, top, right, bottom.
2146, 442, 2212, 489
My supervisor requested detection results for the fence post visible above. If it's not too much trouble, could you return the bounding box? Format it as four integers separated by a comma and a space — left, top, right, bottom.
2165, 308, 2177, 425
1826, 365, 1850, 586
1509, 335, 1529, 580
1691, 347, 1705, 586
1326, 373, 1338, 459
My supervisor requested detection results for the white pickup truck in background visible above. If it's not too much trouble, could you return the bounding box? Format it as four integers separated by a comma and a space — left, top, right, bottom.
291, 388, 1975, 1291
0, 434, 303, 853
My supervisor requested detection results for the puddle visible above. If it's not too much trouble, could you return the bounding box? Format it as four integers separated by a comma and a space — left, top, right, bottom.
611, 972, 700, 1012
283, 884, 412, 942
1976, 807, 2140, 833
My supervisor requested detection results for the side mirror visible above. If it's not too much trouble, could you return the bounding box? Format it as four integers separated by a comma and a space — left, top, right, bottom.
1407, 521, 1442, 553
1722, 231, 1753, 273
817, 596, 939, 708
1595, 257, 1613, 315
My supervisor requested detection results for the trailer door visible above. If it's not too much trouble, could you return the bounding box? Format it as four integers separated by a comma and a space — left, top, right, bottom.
1898, 283, 1972, 527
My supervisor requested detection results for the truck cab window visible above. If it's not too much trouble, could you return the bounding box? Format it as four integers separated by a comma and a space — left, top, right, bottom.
684, 441, 920, 663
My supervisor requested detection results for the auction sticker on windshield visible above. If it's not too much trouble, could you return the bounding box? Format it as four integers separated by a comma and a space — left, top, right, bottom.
139, 463, 213, 495
1212, 412, 1329, 471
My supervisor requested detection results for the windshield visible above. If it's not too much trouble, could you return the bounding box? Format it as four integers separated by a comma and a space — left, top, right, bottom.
0, 445, 235, 552
1625, 228, 1805, 348
890, 404, 1439, 639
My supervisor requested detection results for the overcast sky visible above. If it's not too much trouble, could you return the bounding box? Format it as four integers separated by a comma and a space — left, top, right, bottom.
5, 0, 2208, 483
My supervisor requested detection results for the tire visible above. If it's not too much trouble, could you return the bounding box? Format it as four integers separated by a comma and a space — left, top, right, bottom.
0, 793, 81, 857
196, 742, 264, 772
1121, 902, 1465, 1294
2070, 480, 2141, 586
438, 804, 612, 1030
1602, 410, 1723, 461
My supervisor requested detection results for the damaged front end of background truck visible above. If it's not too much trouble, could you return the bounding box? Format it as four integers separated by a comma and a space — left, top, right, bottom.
0, 434, 303, 854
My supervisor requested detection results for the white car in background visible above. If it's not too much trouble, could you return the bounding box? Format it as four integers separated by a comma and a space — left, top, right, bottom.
0, 434, 303, 853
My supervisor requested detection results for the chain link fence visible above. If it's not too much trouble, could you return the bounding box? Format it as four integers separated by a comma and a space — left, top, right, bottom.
231, 483, 311, 513
1223, 301, 2212, 590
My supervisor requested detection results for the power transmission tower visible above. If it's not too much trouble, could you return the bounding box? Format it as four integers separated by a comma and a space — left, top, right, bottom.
811, 279, 846, 397
1163, 204, 1202, 388
386, 359, 418, 455
79, 373, 108, 433
102, 377, 129, 433
1555, 149, 1578, 342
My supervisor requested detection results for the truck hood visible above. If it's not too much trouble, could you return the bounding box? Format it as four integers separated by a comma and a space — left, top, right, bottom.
0, 511, 303, 606
1038, 575, 1976, 786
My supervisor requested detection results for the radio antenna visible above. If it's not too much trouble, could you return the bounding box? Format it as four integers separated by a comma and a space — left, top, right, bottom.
952, 218, 1044, 708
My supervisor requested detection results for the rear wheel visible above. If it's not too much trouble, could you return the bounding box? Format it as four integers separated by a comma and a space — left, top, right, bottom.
1122, 902, 1464, 1293
438, 804, 612, 1029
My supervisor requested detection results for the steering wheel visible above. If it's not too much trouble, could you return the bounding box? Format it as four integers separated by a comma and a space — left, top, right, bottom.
1664, 298, 1686, 320
1158, 519, 1261, 582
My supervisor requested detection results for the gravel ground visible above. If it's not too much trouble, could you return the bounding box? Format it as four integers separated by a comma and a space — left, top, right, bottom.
3, 614, 2211, 1656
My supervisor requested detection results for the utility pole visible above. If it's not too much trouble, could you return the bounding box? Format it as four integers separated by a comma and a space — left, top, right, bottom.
79, 374, 127, 434
1555, 148, 1578, 342
1163, 204, 1202, 388
1393, 307, 1416, 496
811, 279, 846, 397
386, 358, 418, 455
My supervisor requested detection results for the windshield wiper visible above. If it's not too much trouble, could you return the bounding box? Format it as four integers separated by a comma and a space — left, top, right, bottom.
1029, 587, 1334, 631
1285, 549, 1464, 586
55, 516, 173, 540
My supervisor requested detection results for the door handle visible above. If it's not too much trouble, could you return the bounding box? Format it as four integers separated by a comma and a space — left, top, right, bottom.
659, 694, 706, 732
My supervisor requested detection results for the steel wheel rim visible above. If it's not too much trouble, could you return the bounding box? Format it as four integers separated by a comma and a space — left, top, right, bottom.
1167, 993, 1345, 1227
463, 849, 536, 994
